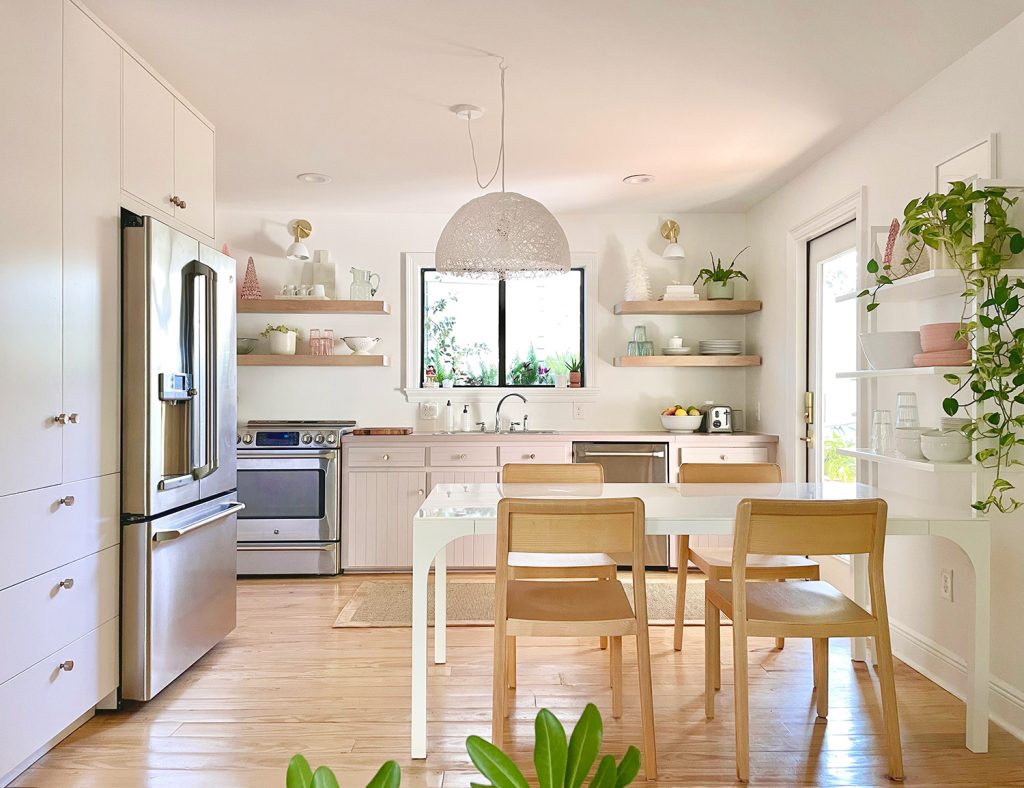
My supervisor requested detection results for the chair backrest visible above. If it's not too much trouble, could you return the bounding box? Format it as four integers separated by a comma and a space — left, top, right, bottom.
495, 497, 649, 627
678, 462, 782, 484
502, 462, 604, 484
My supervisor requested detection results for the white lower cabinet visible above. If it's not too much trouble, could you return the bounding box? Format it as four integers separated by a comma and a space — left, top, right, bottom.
345, 471, 427, 570
430, 471, 499, 569
0, 618, 119, 784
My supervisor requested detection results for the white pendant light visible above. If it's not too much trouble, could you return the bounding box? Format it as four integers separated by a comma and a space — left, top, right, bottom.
435, 61, 569, 279
661, 220, 686, 260
286, 219, 312, 261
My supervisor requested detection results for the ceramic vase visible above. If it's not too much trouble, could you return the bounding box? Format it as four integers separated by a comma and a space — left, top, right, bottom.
569, 371, 582, 388
706, 280, 735, 300
268, 331, 297, 355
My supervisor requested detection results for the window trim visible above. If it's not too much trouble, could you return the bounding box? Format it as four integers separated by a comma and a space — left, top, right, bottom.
402, 252, 599, 403
419, 266, 585, 388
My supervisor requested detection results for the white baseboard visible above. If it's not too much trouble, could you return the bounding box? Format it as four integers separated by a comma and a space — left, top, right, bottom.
889, 618, 1024, 742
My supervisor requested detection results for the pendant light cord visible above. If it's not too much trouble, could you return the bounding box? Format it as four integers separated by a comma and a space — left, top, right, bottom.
466, 59, 507, 192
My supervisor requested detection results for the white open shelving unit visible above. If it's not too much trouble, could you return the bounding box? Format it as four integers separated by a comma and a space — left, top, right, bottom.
836, 447, 972, 472
837, 366, 968, 380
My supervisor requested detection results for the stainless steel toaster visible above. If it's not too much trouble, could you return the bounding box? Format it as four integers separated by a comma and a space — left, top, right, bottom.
702, 405, 733, 433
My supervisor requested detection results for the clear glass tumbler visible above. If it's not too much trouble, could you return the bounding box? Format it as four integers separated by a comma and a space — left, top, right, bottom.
322, 329, 334, 356
309, 329, 321, 356
871, 409, 894, 455
895, 392, 919, 428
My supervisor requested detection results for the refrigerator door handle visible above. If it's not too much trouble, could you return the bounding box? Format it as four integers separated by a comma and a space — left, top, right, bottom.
152, 502, 244, 542
188, 262, 219, 480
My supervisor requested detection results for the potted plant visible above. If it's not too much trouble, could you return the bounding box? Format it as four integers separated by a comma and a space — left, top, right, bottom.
566, 355, 583, 388
693, 246, 750, 300
435, 366, 455, 389
261, 324, 300, 355
859, 181, 1024, 513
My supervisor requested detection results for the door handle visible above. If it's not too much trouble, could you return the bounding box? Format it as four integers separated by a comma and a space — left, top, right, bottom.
799, 434, 815, 449
804, 391, 814, 425
153, 502, 244, 542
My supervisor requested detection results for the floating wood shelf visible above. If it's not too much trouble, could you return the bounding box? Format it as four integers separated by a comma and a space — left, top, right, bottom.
614, 355, 761, 367
613, 300, 761, 315
237, 354, 390, 367
237, 299, 390, 315
837, 365, 969, 379
838, 448, 972, 472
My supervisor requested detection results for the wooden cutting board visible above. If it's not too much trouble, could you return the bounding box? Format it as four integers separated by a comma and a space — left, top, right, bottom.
351, 427, 414, 435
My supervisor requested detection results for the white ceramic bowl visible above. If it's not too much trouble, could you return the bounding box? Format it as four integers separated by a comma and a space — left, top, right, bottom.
894, 427, 929, 459
661, 414, 703, 433
859, 331, 922, 369
342, 336, 380, 355
920, 429, 970, 463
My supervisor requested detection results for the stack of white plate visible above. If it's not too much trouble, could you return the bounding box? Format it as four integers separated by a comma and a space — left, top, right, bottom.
939, 416, 971, 431
698, 339, 743, 356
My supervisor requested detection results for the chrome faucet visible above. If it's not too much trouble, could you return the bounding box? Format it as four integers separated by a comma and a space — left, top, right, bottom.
494, 393, 527, 432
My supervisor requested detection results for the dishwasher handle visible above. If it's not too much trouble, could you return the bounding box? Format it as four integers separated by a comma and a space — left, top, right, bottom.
578, 450, 665, 458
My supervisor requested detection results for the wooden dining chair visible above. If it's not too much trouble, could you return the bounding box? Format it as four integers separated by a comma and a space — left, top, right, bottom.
704, 498, 903, 783
673, 462, 819, 652
493, 496, 657, 780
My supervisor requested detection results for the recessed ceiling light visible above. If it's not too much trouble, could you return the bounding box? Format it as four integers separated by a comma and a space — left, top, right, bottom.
623, 174, 654, 184
297, 172, 332, 184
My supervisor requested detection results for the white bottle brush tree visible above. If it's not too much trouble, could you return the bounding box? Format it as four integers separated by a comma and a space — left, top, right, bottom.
624, 251, 652, 301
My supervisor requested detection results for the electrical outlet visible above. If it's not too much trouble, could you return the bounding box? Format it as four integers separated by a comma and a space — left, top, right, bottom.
419, 402, 439, 420
573, 402, 586, 420
939, 568, 954, 602
755, 401, 762, 423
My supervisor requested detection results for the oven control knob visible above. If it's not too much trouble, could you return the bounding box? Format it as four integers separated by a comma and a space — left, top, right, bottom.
301, 433, 313, 444
326, 433, 337, 444
314, 433, 326, 444
241, 433, 254, 445
236, 433, 241, 445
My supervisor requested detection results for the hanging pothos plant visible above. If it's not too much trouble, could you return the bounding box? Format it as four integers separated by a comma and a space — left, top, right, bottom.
859, 181, 1024, 513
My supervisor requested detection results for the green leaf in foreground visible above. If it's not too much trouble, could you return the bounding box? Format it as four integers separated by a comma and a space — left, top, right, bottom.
466, 735, 529, 788
365, 760, 401, 788
565, 704, 603, 788
588, 755, 617, 788
311, 766, 341, 788
615, 746, 641, 787
534, 708, 568, 788
287, 755, 314, 788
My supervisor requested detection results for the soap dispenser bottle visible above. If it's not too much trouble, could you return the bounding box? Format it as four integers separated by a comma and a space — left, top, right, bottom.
460, 404, 471, 432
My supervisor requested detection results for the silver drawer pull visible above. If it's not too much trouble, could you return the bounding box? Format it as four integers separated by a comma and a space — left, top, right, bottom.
456, 453, 468, 460
382, 454, 390, 461
417, 489, 425, 495
528, 453, 536, 460
58, 660, 75, 672
54, 413, 68, 424
720, 454, 727, 461
68, 412, 80, 424
58, 495, 76, 507
58, 578, 75, 590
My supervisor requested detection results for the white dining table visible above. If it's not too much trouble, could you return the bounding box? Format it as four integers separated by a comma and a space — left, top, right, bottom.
409, 481, 991, 758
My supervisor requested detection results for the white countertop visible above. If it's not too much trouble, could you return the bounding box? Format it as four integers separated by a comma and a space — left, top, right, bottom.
342, 430, 778, 444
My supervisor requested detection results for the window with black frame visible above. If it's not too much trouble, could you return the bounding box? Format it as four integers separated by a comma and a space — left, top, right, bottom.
420, 268, 584, 387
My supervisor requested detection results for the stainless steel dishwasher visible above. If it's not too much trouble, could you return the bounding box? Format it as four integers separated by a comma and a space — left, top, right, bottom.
571, 442, 669, 567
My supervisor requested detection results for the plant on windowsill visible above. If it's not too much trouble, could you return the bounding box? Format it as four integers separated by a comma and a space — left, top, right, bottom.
692, 246, 750, 300
858, 181, 1024, 513
566, 355, 583, 388
261, 323, 301, 355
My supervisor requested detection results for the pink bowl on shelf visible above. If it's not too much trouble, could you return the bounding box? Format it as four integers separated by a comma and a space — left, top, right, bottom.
920, 322, 967, 353
913, 349, 971, 367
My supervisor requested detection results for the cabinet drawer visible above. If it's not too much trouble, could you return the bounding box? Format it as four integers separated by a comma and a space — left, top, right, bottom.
347, 447, 425, 468
499, 445, 568, 466
428, 445, 497, 467
0, 618, 118, 782
0, 474, 119, 591
0, 546, 118, 683
680, 447, 769, 464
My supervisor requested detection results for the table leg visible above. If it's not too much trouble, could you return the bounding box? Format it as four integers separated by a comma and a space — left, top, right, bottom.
434, 547, 447, 664
934, 522, 991, 753
411, 531, 431, 759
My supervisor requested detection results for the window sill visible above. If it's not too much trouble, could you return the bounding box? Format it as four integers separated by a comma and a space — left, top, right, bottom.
402, 387, 600, 404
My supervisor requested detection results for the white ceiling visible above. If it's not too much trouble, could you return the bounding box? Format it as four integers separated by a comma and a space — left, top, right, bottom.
89, 0, 1024, 214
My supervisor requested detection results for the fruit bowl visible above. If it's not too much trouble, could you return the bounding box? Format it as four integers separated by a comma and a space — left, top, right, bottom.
660, 414, 703, 433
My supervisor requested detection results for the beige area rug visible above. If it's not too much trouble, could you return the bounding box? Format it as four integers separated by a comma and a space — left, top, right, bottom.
334, 576, 718, 628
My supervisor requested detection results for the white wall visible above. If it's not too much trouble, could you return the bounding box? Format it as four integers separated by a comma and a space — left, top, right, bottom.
744, 15, 1024, 736
218, 209, 751, 431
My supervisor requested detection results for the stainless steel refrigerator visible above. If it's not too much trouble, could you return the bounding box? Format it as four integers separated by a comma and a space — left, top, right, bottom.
120, 212, 243, 702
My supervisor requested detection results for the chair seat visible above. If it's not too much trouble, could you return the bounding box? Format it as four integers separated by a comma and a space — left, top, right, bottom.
706, 579, 875, 628
508, 551, 616, 568
507, 580, 636, 636
689, 548, 819, 580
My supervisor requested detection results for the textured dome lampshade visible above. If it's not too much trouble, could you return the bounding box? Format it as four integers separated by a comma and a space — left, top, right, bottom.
435, 191, 570, 279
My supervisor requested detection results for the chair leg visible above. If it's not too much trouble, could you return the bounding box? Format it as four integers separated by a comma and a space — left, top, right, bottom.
635, 629, 658, 779
812, 638, 829, 718
492, 623, 508, 744
874, 624, 905, 781
775, 579, 786, 650
506, 635, 516, 690
704, 597, 718, 719
600, 636, 608, 650
673, 536, 689, 651
732, 619, 750, 783
610, 636, 623, 719
599, 566, 615, 651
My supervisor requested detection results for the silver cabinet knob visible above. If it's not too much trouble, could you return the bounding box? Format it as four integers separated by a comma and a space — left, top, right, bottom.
382, 454, 390, 461
68, 413, 79, 424
457, 453, 468, 460
58, 495, 75, 507
58, 660, 75, 672
720, 454, 726, 461
58, 578, 75, 589
170, 195, 187, 209
54, 413, 68, 424
417, 489, 425, 496
528, 453, 536, 460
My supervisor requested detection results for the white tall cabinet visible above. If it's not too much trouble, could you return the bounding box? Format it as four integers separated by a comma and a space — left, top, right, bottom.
0, 1, 215, 784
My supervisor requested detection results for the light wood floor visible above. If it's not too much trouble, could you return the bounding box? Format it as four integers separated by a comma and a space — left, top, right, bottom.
13, 574, 1024, 787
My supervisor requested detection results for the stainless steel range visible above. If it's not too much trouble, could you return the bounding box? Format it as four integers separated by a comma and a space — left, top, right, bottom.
235, 420, 354, 575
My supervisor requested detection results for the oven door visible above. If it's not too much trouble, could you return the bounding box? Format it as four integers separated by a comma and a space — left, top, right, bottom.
236, 450, 338, 541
